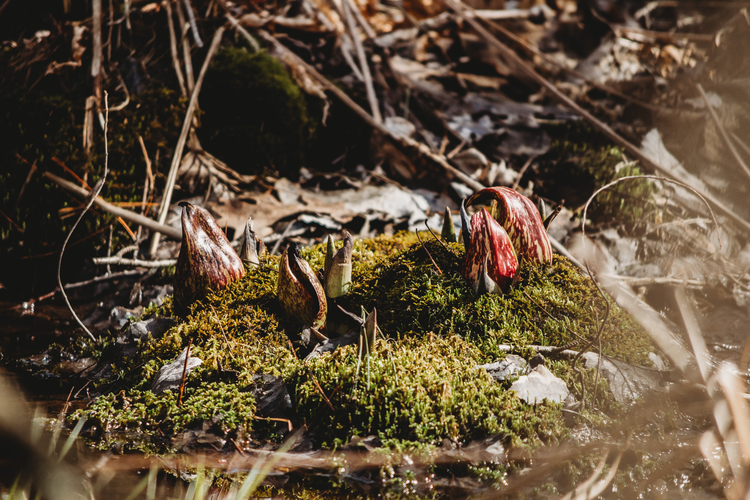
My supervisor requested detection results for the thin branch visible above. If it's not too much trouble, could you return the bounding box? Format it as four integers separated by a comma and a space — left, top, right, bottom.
58, 93, 110, 344
43, 171, 182, 240
415, 230, 442, 275
150, 26, 225, 256
164, 0, 188, 98
182, 0, 204, 47
342, 0, 381, 123
92, 256, 176, 267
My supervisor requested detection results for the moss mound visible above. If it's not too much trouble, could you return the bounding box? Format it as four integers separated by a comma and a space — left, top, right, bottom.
539, 121, 654, 223
200, 46, 316, 177
76, 233, 656, 455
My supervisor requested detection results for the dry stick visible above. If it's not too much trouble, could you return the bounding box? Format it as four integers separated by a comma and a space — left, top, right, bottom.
512, 155, 535, 190
441, 0, 750, 234
107, 0, 113, 62
14, 160, 37, 211
0, 0, 12, 19
343, 0, 375, 40
136, 135, 154, 252
479, 15, 659, 112
175, 0, 196, 93
149, 26, 225, 256
342, 0, 381, 124
124, 0, 131, 30
177, 337, 193, 407
92, 0, 103, 100
57, 93, 110, 344
93, 256, 176, 267
44, 171, 182, 240
415, 229, 442, 274
182, 0, 204, 47
697, 83, 750, 184
164, 0, 188, 99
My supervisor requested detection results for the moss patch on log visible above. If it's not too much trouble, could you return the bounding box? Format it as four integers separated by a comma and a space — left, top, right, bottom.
75, 232, 656, 456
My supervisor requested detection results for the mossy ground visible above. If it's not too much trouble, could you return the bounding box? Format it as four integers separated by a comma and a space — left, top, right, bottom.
538, 121, 654, 223
76, 231, 657, 464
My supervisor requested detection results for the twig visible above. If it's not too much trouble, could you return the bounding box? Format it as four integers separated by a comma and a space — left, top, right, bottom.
305, 362, 335, 411
14, 160, 37, 211
150, 26, 225, 256
697, 83, 750, 184
440, 0, 750, 234
416, 230, 442, 274
27, 269, 145, 304
512, 155, 535, 190
343, 0, 376, 39
43, 171, 182, 240
164, 0, 188, 98
210, 304, 235, 361
91, 0, 103, 99
58, 93, 110, 344
424, 220, 451, 255
92, 256, 176, 267
601, 275, 706, 287
178, 337, 193, 407
342, 0, 381, 124
174, 0, 196, 93
136, 135, 154, 250
0, 0, 12, 19
182, 0, 204, 47
270, 217, 298, 255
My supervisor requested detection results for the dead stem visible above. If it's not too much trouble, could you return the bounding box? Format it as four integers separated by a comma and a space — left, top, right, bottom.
57, 93, 110, 344
416, 229, 442, 275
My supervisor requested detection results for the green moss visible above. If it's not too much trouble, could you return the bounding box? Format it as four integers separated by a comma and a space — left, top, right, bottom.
78, 382, 255, 453
75, 232, 656, 464
540, 121, 654, 223
292, 335, 565, 448
200, 46, 317, 177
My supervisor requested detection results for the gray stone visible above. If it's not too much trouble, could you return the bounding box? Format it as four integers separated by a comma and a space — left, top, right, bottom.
510, 365, 570, 404
581, 352, 662, 403
151, 347, 202, 395
480, 354, 529, 382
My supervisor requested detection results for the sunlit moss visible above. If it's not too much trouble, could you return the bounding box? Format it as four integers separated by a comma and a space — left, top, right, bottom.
76, 232, 656, 456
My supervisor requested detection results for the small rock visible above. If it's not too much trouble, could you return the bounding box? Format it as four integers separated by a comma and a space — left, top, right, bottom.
119, 316, 176, 344
251, 374, 292, 419
480, 354, 529, 382
581, 352, 662, 403
151, 347, 202, 395
510, 365, 570, 404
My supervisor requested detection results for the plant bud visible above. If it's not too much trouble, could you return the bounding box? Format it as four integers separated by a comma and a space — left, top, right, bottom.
466, 187, 552, 264
459, 197, 471, 251
323, 231, 353, 299
441, 207, 457, 243
174, 202, 245, 316
239, 217, 266, 267
462, 208, 518, 294
278, 242, 327, 330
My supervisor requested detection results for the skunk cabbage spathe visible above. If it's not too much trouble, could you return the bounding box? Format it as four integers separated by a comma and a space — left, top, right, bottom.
466, 187, 552, 264
462, 208, 518, 294
174, 202, 245, 316
278, 242, 327, 330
